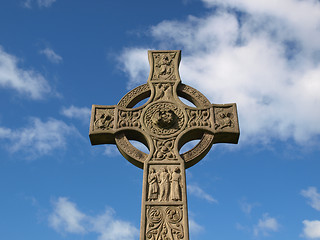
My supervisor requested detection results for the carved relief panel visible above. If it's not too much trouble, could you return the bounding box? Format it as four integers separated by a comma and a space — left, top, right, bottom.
152, 138, 177, 161
118, 109, 142, 128
147, 165, 182, 202
152, 52, 177, 81
93, 108, 114, 131
214, 107, 235, 130
146, 205, 184, 240
186, 109, 211, 128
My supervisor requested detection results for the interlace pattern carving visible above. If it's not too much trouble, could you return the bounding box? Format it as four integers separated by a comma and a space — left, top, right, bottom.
153, 138, 176, 160
146, 206, 184, 240
118, 110, 141, 128
186, 109, 210, 127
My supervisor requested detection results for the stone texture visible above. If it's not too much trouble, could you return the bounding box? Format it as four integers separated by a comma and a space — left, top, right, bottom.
89, 50, 240, 240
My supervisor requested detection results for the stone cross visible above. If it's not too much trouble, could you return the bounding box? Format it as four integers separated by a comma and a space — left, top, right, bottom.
89, 50, 239, 240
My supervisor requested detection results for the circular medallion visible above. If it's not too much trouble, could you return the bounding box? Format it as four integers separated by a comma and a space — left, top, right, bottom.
143, 102, 185, 137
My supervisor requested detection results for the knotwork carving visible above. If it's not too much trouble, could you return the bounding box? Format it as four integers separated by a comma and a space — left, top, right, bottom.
186, 109, 211, 127
118, 109, 141, 128
146, 206, 184, 240
144, 102, 184, 137
152, 52, 176, 80
153, 138, 176, 160
214, 107, 234, 130
94, 108, 114, 130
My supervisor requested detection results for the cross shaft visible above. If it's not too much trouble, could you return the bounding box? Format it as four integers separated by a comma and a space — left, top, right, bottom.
89, 50, 239, 240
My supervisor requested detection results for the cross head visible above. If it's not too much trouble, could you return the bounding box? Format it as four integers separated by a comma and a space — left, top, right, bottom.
89, 50, 239, 240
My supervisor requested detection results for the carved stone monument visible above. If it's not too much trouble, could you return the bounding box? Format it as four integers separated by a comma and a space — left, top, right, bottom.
89, 50, 239, 240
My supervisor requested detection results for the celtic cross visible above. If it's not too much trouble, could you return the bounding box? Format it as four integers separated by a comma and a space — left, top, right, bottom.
89, 50, 239, 240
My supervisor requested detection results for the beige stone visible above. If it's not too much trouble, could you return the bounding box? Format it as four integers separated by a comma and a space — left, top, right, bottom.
89, 50, 240, 240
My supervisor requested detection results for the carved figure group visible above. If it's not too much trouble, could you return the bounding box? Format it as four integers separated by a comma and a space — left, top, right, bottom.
147, 167, 182, 202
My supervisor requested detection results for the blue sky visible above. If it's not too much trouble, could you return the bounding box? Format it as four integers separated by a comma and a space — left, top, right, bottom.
0, 0, 320, 239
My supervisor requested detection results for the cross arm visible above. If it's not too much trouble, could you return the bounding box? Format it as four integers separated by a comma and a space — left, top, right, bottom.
89, 104, 145, 146
179, 103, 239, 148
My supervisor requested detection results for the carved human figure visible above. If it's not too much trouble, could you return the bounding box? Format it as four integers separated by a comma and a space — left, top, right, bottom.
158, 167, 170, 201
148, 168, 159, 201
170, 167, 182, 201
158, 55, 172, 76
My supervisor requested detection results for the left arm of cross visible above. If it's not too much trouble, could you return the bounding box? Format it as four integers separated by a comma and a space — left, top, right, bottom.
89, 104, 144, 145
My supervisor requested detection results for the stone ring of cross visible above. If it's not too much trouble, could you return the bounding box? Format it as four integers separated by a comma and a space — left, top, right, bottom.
89, 50, 239, 240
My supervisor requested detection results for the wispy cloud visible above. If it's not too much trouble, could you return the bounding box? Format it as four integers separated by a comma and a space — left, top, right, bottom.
61, 105, 91, 124
302, 220, 320, 239
189, 218, 204, 235
0, 117, 78, 159
23, 0, 56, 8
187, 184, 218, 203
0, 46, 51, 99
49, 197, 139, 240
239, 198, 259, 215
301, 187, 320, 211
40, 47, 62, 64
119, 0, 320, 145
103, 145, 121, 157
253, 213, 280, 237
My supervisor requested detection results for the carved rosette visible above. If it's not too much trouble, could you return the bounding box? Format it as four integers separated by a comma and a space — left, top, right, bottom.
186, 109, 211, 128
146, 206, 184, 240
214, 107, 235, 130
143, 102, 185, 137
152, 52, 177, 81
94, 108, 114, 130
118, 109, 141, 128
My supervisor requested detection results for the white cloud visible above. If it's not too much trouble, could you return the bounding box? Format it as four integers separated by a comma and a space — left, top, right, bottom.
187, 184, 218, 203
0, 117, 78, 159
119, 0, 320, 145
253, 213, 280, 236
0, 46, 51, 99
91, 209, 139, 240
301, 187, 320, 211
49, 197, 87, 234
49, 197, 139, 240
118, 48, 149, 89
61, 105, 91, 124
302, 220, 320, 239
40, 47, 62, 64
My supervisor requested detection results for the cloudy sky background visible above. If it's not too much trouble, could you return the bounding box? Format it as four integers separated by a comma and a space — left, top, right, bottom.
0, 0, 319, 239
